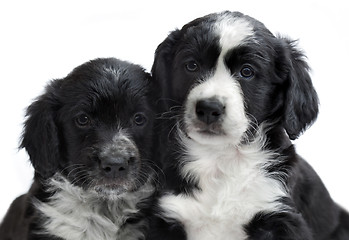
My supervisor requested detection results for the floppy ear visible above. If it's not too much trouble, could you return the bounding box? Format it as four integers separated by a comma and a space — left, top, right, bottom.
151, 30, 182, 110
280, 38, 319, 140
20, 81, 62, 179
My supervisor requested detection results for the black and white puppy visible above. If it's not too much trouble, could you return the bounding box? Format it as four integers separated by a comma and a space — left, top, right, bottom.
149, 11, 349, 240
0, 58, 156, 240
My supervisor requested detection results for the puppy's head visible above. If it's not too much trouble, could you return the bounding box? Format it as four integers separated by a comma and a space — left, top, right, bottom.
21, 58, 155, 198
152, 11, 318, 146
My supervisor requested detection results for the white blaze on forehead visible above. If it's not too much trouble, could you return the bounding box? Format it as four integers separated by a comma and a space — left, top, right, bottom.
215, 14, 254, 57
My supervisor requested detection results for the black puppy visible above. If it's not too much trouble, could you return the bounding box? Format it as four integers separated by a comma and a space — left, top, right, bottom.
0, 58, 156, 240
149, 11, 349, 240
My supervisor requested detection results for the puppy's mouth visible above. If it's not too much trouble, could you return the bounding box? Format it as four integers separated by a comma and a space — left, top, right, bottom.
91, 168, 142, 197
193, 122, 225, 135
93, 179, 135, 195
94, 177, 130, 189
185, 118, 226, 137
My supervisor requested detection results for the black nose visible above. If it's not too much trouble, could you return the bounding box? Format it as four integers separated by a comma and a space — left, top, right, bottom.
100, 157, 130, 178
195, 99, 225, 125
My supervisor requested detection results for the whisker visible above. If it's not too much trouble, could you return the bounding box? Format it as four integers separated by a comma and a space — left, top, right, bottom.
70, 172, 90, 185
60, 164, 86, 175
66, 166, 87, 178
80, 175, 93, 188
156, 97, 181, 106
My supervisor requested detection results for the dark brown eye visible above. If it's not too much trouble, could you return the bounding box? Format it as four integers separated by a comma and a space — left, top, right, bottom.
185, 61, 199, 72
76, 114, 90, 127
134, 113, 147, 126
240, 65, 254, 79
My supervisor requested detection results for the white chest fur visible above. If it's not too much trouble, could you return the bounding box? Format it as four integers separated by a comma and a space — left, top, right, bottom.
160, 137, 287, 240
35, 175, 154, 240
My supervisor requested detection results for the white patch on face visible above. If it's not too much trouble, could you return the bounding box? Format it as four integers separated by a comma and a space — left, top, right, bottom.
184, 69, 248, 146
184, 16, 253, 146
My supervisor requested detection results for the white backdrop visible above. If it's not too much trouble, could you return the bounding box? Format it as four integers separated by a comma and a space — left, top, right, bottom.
0, 0, 348, 220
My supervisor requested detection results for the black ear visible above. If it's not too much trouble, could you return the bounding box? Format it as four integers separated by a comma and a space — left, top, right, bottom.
151, 29, 182, 110
280, 38, 319, 140
20, 81, 62, 179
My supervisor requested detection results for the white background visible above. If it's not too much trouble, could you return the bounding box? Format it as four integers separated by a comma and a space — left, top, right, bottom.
0, 0, 348, 220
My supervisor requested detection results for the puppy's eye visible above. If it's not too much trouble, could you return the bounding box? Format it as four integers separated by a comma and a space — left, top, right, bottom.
185, 61, 199, 72
76, 114, 90, 127
133, 113, 147, 126
240, 65, 254, 79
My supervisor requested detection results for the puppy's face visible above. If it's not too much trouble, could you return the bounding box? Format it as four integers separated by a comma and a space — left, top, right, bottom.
21, 58, 155, 198
153, 11, 318, 145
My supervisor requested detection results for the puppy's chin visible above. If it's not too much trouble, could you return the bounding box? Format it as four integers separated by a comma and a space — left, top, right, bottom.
92, 180, 138, 200
184, 122, 245, 147
93, 185, 128, 200
90, 175, 142, 200
186, 129, 235, 147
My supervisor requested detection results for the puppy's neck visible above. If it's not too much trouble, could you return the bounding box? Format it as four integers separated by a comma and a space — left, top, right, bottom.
177, 124, 288, 186
34, 174, 154, 240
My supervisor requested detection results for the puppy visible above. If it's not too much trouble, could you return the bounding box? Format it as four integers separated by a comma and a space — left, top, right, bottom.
149, 11, 349, 240
0, 58, 156, 240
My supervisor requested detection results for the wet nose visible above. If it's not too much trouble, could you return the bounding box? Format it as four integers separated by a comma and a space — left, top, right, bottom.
195, 99, 225, 125
100, 156, 130, 178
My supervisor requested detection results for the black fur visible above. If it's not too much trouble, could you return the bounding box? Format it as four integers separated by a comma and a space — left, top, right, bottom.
148, 11, 349, 240
0, 58, 157, 240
